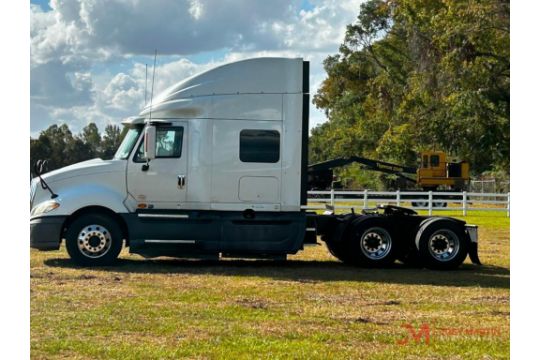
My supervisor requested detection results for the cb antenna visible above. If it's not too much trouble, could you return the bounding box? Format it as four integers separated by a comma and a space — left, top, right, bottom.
148, 49, 157, 122
144, 63, 148, 105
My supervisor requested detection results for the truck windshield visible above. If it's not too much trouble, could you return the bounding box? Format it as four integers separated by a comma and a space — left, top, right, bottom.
114, 127, 143, 160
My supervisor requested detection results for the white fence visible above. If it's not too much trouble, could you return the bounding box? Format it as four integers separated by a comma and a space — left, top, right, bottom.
305, 190, 510, 217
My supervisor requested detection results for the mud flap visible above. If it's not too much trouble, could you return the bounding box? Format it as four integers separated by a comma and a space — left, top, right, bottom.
468, 242, 481, 265
466, 225, 481, 265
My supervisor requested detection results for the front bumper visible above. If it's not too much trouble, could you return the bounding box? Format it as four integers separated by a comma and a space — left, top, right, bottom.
30, 216, 66, 251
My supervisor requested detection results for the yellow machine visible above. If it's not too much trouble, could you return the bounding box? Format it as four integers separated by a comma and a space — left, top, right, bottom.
308, 151, 470, 192
417, 151, 470, 191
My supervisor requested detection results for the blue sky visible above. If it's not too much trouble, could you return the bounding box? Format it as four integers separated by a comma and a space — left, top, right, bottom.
30, 0, 365, 136
31, 0, 51, 11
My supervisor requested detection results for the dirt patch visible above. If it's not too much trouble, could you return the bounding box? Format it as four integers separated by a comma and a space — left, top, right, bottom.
295, 278, 320, 284
77, 274, 97, 280
490, 310, 510, 317
337, 316, 390, 326
235, 297, 270, 309
471, 295, 509, 303
368, 300, 402, 306
30, 271, 55, 279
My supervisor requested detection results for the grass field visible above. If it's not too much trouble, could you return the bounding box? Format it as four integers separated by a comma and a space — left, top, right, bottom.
31, 211, 509, 359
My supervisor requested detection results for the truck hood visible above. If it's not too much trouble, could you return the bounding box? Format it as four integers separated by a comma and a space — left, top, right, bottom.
42, 158, 126, 184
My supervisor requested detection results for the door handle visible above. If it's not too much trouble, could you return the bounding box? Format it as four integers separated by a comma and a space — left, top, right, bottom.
177, 175, 186, 188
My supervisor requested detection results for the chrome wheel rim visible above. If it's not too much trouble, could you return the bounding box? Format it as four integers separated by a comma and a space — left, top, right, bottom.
77, 224, 112, 258
428, 230, 460, 262
359, 227, 392, 260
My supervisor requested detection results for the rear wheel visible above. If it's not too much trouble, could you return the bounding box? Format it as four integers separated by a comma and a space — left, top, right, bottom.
325, 239, 350, 262
415, 219, 469, 270
65, 213, 123, 266
344, 219, 397, 267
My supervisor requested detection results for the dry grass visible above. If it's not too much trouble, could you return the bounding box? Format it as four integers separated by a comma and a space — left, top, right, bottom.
31, 212, 509, 359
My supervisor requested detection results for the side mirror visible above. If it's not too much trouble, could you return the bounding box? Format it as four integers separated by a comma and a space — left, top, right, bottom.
144, 125, 156, 160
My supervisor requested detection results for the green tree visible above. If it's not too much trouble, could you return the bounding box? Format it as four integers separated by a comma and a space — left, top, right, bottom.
30, 123, 126, 174
36, 124, 76, 171
311, 0, 509, 184
101, 124, 122, 159
80, 122, 101, 158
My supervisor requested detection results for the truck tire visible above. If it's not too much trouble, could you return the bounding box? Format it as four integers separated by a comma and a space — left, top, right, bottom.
412, 201, 447, 208
415, 219, 469, 270
65, 213, 123, 266
343, 218, 397, 267
325, 237, 354, 264
433, 201, 448, 208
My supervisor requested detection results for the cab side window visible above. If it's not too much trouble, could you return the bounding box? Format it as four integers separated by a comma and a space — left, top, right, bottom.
430, 155, 440, 167
156, 127, 183, 157
423, 155, 429, 168
134, 127, 184, 162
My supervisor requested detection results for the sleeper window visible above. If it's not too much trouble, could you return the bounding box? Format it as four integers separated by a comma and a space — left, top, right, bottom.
239, 129, 280, 163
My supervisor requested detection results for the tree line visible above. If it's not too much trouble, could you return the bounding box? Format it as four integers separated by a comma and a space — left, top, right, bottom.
311, 0, 509, 189
30, 1, 509, 189
30, 123, 126, 176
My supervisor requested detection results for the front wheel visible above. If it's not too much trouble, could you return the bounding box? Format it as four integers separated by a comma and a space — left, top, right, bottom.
65, 213, 123, 266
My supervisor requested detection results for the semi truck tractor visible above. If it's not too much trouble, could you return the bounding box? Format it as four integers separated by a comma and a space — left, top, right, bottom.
30, 58, 480, 269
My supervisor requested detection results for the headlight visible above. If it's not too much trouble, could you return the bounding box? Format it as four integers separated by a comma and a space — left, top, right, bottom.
31, 200, 60, 217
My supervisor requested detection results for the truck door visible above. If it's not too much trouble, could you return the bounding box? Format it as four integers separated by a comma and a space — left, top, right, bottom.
127, 122, 188, 209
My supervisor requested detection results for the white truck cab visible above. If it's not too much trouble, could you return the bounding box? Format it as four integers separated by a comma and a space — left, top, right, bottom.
30, 57, 479, 270
30, 58, 311, 265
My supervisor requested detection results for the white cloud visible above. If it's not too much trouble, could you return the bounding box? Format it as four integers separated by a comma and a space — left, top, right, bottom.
30, 0, 366, 135
33, 0, 298, 61
269, 0, 364, 52
101, 73, 141, 111
188, 0, 204, 20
